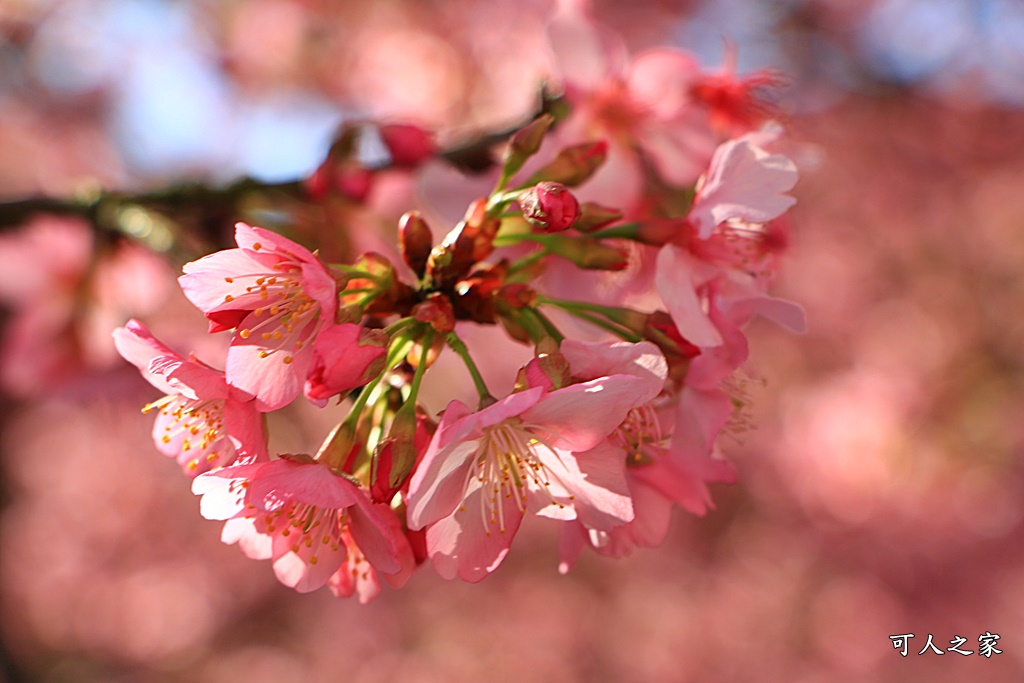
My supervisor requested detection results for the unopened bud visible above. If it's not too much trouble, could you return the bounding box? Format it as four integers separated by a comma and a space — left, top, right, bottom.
398, 211, 433, 278
527, 140, 608, 187
502, 114, 554, 177
371, 408, 419, 503
519, 182, 580, 233
412, 294, 455, 334
497, 283, 537, 309
379, 123, 437, 168
519, 352, 571, 392
574, 202, 624, 233
544, 234, 629, 270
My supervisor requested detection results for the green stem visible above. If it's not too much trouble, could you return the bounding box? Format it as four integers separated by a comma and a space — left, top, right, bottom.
507, 247, 549, 277
556, 308, 642, 342
445, 331, 495, 407
538, 296, 639, 326
528, 307, 565, 343
344, 330, 415, 428
586, 222, 641, 240
406, 328, 433, 404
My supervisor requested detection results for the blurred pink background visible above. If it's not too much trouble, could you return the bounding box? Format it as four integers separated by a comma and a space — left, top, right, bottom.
3, 1, 1024, 681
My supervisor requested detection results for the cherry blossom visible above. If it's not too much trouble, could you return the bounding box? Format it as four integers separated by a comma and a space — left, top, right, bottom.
179, 222, 340, 411
113, 319, 266, 475
406, 366, 659, 582
193, 455, 403, 595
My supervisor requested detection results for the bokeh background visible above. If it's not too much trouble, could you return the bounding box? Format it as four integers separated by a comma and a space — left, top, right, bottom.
3, 0, 1024, 681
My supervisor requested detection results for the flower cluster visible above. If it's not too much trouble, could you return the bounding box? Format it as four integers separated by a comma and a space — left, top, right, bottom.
114, 5, 801, 602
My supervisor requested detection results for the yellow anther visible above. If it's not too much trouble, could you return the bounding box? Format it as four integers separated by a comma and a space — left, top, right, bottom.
224, 277, 234, 283
239, 329, 251, 339
224, 294, 234, 302
282, 356, 293, 365
253, 242, 262, 250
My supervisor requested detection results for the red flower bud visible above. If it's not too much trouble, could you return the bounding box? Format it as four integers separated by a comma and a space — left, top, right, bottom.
527, 140, 608, 187
519, 182, 580, 233
398, 211, 433, 278
379, 123, 436, 168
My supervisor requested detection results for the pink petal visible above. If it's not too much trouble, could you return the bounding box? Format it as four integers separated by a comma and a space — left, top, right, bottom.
346, 499, 402, 576
655, 244, 723, 347
406, 439, 481, 530
560, 339, 667, 400
726, 295, 807, 333
689, 133, 798, 240
540, 442, 633, 531
684, 306, 749, 390
247, 459, 362, 511
522, 375, 651, 452
424, 480, 523, 583
223, 397, 268, 463
557, 522, 589, 574
179, 249, 275, 316
221, 517, 272, 560
112, 320, 177, 394
546, 1, 627, 90
304, 324, 387, 404
234, 222, 315, 263
226, 331, 313, 412
627, 48, 700, 118
272, 534, 346, 593
191, 463, 264, 520
149, 354, 229, 400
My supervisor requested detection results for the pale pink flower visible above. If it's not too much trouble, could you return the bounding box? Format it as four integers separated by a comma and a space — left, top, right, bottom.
113, 319, 266, 475
687, 127, 798, 241
179, 222, 339, 411
193, 456, 403, 595
556, 338, 736, 571
651, 131, 803, 348
406, 366, 659, 582
304, 324, 388, 406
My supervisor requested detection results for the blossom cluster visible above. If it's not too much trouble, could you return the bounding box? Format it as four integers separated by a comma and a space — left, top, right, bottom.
114, 4, 801, 602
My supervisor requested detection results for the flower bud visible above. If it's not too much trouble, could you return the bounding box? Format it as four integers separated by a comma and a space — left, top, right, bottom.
379, 123, 436, 168
412, 293, 455, 334
304, 325, 389, 405
519, 182, 580, 233
543, 234, 629, 270
574, 202, 623, 233
502, 114, 554, 178
371, 407, 419, 503
527, 140, 608, 187
398, 211, 433, 278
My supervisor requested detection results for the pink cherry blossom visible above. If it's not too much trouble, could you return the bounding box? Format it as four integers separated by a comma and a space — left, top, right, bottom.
192, 455, 403, 595
179, 222, 339, 411
545, 0, 721, 205
687, 127, 798, 241
406, 366, 659, 582
113, 319, 266, 475
555, 339, 736, 571
653, 130, 804, 348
